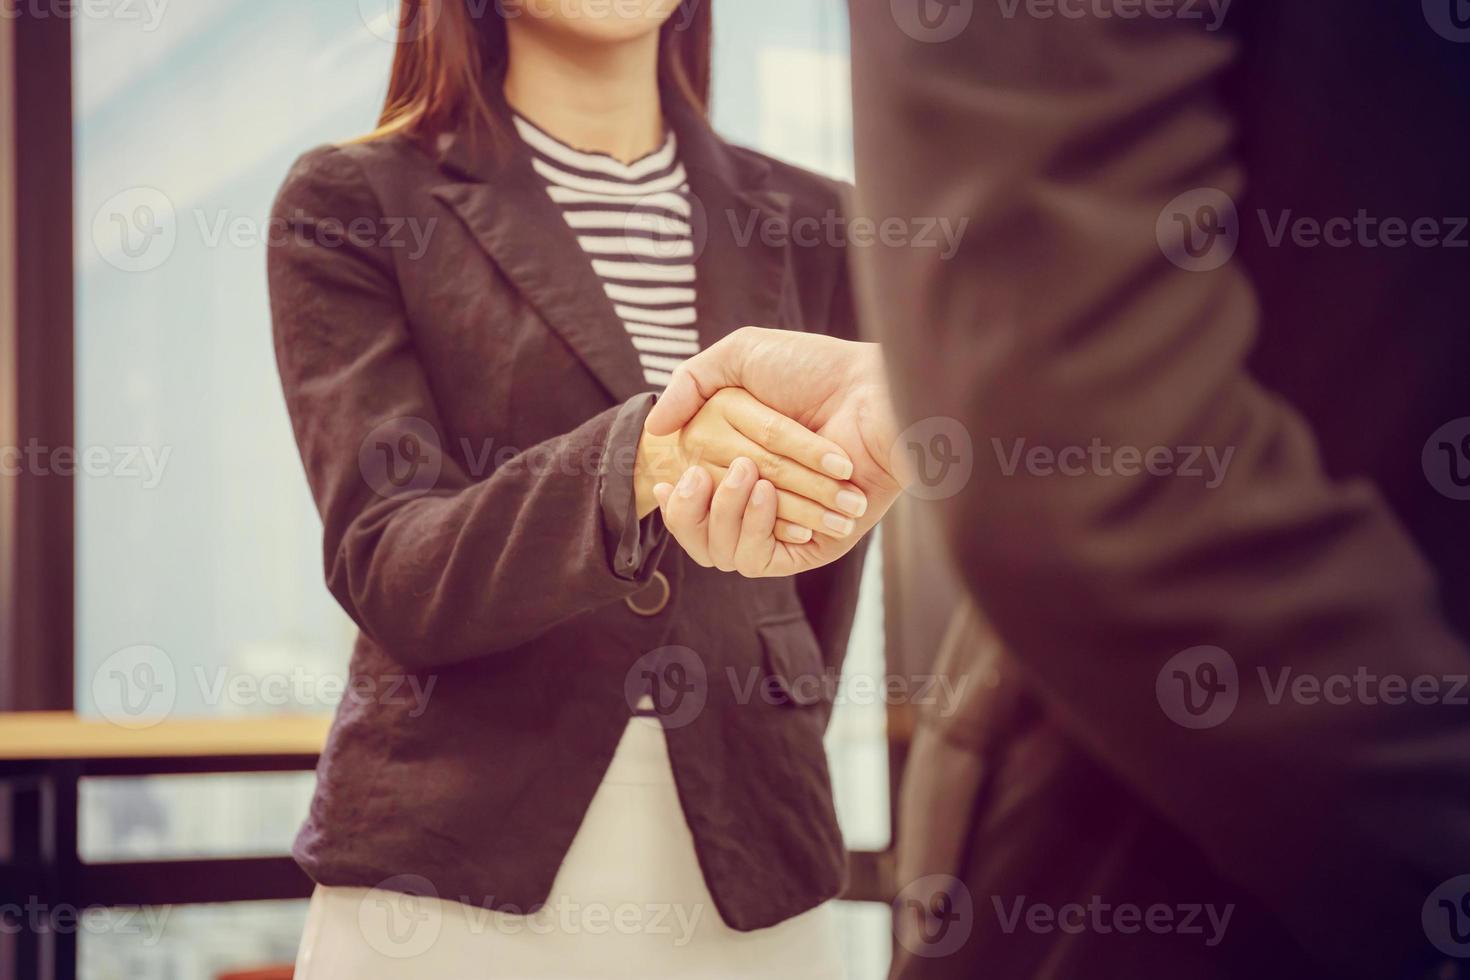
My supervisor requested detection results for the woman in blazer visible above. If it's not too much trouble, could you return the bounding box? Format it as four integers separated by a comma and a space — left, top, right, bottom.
267, 1, 882, 976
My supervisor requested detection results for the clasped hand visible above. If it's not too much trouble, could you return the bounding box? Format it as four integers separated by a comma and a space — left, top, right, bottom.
633, 327, 902, 578
634, 388, 869, 575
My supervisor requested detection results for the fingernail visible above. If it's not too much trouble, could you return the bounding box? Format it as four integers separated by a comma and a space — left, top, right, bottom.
787, 526, 813, 543
821, 452, 853, 481
654, 482, 674, 500
823, 512, 855, 536
752, 479, 773, 505
726, 458, 751, 489
677, 468, 700, 498
835, 489, 868, 518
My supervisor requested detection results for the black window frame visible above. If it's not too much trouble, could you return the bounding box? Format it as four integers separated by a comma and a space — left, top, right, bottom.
1, 1, 75, 715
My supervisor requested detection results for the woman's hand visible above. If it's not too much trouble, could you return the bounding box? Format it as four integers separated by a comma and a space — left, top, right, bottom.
648, 372, 902, 577
635, 388, 868, 543
651, 458, 889, 577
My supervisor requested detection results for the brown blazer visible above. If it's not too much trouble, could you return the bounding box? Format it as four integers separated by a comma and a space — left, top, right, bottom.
851, 1, 1470, 978
266, 96, 867, 930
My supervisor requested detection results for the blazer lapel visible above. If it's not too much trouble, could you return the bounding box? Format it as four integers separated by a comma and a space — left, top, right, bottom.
689, 182, 794, 352
667, 104, 795, 351
431, 129, 648, 403
430, 101, 794, 401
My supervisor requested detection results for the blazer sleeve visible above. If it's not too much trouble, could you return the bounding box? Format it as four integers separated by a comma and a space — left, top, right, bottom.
849, 8, 1470, 977
268, 146, 668, 670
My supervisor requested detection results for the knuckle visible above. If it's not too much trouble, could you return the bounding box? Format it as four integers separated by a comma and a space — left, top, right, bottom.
757, 411, 786, 447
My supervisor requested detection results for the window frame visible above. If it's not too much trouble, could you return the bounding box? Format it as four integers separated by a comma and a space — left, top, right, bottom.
1, 0, 76, 714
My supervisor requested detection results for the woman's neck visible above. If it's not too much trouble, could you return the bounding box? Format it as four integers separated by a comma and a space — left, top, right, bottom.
503, 27, 665, 164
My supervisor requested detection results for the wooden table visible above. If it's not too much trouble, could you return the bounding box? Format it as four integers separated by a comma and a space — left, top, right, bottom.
0, 712, 329, 980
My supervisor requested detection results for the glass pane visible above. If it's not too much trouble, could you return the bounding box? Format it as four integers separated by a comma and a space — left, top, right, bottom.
79, 900, 306, 980
834, 901, 896, 980
74, 3, 376, 725
74, 8, 392, 977
712, 0, 854, 180
826, 537, 892, 853
79, 773, 315, 863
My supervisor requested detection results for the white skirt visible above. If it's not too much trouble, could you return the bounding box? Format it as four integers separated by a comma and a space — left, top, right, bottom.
292, 714, 846, 979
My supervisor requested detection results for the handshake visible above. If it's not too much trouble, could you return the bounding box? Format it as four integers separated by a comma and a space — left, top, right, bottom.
632, 327, 904, 578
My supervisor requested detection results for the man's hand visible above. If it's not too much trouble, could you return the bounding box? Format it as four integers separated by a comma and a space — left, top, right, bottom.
645, 327, 905, 576
647, 327, 890, 441
646, 327, 900, 488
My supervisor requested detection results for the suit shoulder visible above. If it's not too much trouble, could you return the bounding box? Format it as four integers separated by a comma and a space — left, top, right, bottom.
273, 134, 427, 220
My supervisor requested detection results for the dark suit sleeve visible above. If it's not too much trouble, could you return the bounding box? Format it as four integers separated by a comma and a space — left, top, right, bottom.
849, 8, 1470, 975
268, 146, 668, 670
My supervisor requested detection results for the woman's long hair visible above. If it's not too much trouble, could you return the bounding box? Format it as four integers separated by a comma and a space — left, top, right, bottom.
371, 0, 711, 147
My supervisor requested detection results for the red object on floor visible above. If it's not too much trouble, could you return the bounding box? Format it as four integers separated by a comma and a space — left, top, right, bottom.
216, 968, 293, 980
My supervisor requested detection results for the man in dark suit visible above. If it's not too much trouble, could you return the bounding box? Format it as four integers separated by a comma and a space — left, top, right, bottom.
646, 1, 1470, 975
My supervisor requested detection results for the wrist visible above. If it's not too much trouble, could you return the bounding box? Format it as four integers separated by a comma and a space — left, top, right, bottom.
635, 428, 681, 518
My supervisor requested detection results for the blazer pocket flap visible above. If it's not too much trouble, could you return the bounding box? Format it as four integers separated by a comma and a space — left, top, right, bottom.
758, 616, 827, 706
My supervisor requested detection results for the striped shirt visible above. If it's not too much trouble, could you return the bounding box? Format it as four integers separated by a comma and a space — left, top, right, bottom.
514, 115, 699, 389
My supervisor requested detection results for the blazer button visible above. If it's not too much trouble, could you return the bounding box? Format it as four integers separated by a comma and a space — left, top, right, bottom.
625, 570, 671, 617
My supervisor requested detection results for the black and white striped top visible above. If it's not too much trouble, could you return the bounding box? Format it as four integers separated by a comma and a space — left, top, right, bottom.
514, 115, 699, 389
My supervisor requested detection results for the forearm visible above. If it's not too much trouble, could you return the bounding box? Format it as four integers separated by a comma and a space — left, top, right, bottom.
319, 401, 669, 670
634, 428, 681, 519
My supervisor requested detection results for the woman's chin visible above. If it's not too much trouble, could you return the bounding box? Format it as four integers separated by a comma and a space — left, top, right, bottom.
512, 1, 676, 46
